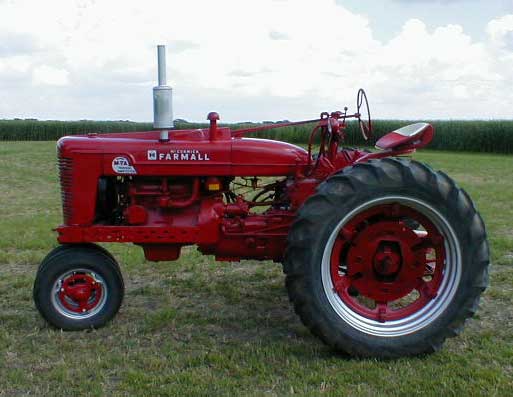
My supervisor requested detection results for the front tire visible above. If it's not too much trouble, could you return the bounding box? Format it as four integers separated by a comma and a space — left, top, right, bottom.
33, 244, 124, 330
284, 158, 489, 358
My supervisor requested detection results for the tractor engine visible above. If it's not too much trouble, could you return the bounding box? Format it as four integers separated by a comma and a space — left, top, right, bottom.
55, 131, 343, 263
98, 173, 296, 262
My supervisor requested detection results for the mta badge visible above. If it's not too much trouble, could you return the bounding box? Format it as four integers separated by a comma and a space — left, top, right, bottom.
112, 156, 137, 174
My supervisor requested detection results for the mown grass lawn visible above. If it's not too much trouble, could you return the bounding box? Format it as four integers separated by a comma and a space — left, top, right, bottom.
0, 142, 512, 396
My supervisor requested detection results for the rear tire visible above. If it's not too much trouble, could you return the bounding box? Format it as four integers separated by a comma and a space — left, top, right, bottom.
284, 158, 489, 358
33, 244, 124, 330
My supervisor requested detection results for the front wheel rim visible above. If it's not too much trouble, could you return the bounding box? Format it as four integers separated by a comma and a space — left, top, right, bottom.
51, 268, 108, 320
321, 196, 462, 337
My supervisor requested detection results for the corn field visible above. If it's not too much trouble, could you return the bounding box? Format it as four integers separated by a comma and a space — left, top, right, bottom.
1, 119, 512, 154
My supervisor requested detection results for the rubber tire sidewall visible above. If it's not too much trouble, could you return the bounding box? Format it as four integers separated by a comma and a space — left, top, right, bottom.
34, 247, 124, 331
285, 159, 489, 357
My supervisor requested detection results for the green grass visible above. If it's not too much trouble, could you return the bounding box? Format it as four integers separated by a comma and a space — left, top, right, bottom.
0, 142, 512, 396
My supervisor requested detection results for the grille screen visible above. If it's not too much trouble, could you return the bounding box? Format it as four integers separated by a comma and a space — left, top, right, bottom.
58, 156, 73, 223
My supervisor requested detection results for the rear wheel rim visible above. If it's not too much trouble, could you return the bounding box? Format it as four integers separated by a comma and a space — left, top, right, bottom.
51, 268, 108, 320
321, 196, 461, 337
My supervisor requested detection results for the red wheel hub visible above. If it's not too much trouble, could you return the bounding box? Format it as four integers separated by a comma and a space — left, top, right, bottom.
58, 273, 103, 313
373, 243, 402, 276
331, 203, 445, 322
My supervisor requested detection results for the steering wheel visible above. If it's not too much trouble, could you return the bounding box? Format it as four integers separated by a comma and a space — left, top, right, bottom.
356, 88, 372, 140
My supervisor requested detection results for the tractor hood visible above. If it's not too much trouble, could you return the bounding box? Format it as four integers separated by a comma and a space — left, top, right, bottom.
57, 128, 309, 177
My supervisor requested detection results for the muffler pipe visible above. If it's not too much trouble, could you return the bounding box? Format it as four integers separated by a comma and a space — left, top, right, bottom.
153, 45, 173, 141
157, 45, 167, 86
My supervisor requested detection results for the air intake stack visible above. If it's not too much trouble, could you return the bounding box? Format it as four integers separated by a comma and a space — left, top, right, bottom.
153, 45, 173, 141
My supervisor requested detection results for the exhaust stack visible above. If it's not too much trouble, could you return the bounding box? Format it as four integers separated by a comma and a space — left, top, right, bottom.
153, 45, 173, 141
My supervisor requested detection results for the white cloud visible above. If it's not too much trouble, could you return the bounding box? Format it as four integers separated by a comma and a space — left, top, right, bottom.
0, 0, 511, 121
32, 65, 70, 86
487, 14, 513, 50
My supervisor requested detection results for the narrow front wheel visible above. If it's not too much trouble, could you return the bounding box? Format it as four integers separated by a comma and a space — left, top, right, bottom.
33, 244, 124, 330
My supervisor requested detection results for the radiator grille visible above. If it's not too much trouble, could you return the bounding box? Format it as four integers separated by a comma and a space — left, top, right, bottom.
58, 157, 73, 224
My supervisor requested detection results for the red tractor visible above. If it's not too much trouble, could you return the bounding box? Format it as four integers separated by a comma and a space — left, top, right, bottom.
33, 46, 489, 358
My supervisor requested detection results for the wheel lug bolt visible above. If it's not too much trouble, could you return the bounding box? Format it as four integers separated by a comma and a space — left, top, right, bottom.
60, 288, 65, 292
82, 309, 86, 312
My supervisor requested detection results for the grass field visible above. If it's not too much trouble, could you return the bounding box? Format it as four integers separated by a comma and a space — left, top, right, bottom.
0, 142, 512, 396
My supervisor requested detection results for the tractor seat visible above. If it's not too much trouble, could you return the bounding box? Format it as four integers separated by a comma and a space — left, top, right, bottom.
375, 123, 434, 150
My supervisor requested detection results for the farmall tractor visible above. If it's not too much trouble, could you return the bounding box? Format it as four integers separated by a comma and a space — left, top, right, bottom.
33, 46, 490, 358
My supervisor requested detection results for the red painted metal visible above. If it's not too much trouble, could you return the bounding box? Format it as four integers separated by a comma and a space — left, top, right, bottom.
375, 124, 434, 150
330, 204, 445, 322
125, 205, 148, 225
161, 177, 200, 208
58, 273, 103, 313
54, 90, 436, 264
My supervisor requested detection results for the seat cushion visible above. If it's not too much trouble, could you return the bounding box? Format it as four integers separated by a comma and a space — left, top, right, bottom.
375, 123, 434, 150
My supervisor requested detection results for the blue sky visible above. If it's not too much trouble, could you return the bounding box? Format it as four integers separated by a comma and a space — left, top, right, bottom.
0, 0, 512, 122
340, 0, 513, 41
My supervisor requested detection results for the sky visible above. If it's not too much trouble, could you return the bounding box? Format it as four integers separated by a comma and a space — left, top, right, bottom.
0, 0, 512, 122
